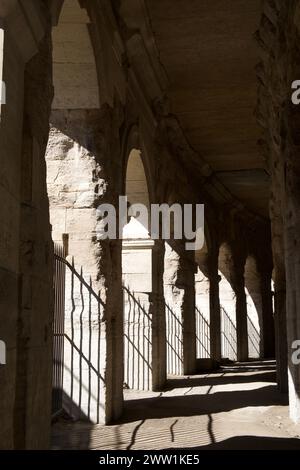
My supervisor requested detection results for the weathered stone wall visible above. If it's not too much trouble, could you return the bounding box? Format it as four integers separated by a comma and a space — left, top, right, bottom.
256, 0, 300, 420
46, 106, 124, 423
0, 20, 25, 450
0, 1, 53, 449
0, 0, 285, 450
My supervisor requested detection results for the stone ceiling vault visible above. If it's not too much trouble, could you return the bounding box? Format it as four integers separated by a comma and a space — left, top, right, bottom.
145, 0, 269, 217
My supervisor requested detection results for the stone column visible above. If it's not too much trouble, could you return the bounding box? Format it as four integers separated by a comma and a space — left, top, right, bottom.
46, 105, 124, 424
232, 254, 249, 362
208, 249, 221, 364
255, 0, 297, 416
244, 252, 275, 360
285, 180, 300, 421
258, 266, 275, 358
14, 33, 54, 449
164, 241, 196, 375
274, 285, 288, 392
270, 182, 287, 393
151, 240, 167, 390
284, 102, 300, 422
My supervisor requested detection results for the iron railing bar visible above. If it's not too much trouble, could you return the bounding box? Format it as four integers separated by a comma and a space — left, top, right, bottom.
54, 253, 105, 310
63, 334, 105, 382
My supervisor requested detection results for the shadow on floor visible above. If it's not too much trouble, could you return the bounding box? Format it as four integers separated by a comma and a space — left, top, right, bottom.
165, 360, 278, 391
120, 385, 287, 424
165, 370, 277, 391
177, 435, 300, 450
51, 361, 298, 451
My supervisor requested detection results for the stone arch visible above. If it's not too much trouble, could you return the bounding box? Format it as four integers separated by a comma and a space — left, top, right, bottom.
46, 0, 102, 256
121, 124, 156, 206
122, 127, 166, 391
122, 143, 152, 269
51, 0, 100, 109
46, 0, 125, 425
123, 147, 151, 239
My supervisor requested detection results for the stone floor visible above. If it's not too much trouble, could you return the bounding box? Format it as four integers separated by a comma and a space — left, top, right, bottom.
52, 361, 300, 450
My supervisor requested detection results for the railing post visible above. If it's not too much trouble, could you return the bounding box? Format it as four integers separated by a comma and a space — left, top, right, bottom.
52, 244, 66, 418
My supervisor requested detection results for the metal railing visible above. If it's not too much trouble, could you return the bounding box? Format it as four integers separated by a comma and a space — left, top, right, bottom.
221, 306, 237, 361
247, 315, 260, 358
123, 286, 152, 391
166, 303, 183, 376
52, 244, 66, 417
195, 306, 210, 359
52, 250, 105, 422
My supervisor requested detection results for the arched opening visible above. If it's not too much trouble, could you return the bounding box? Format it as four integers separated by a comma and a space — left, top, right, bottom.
244, 256, 262, 359
46, 1, 112, 424
218, 243, 237, 362
123, 148, 150, 238
51, 0, 99, 110
122, 148, 153, 391
47, 0, 100, 248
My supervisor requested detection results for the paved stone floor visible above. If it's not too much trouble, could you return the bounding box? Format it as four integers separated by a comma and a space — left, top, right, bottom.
52, 361, 300, 450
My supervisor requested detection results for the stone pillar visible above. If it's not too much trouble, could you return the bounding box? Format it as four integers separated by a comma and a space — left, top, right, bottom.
269, 167, 287, 391
208, 250, 221, 363
244, 252, 275, 360
0, 10, 55, 449
151, 241, 167, 389
13, 33, 54, 449
46, 105, 124, 424
255, 0, 297, 416
269, 180, 287, 395
232, 254, 249, 362
285, 187, 300, 421
274, 286, 288, 392
164, 241, 196, 376
258, 267, 275, 358
194, 255, 211, 362
235, 287, 249, 362
284, 102, 300, 422
0, 28, 22, 450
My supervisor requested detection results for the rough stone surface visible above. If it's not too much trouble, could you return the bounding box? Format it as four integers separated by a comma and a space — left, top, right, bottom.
1, 0, 300, 450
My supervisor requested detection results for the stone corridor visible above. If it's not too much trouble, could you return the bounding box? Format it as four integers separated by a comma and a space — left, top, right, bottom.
52, 361, 300, 450
2, 0, 300, 451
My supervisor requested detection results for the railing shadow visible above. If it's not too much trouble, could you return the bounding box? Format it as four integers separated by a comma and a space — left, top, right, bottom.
247, 315, 260, 358
221, 306, 237, 361
52, 251, 105, 423
221, 305, 261, 361
195, 306, 210, 359
123, 285, 152, 391
165, 302, 183, 376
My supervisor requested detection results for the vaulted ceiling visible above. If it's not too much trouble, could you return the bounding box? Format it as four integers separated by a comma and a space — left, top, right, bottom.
145, 0, 269, 217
